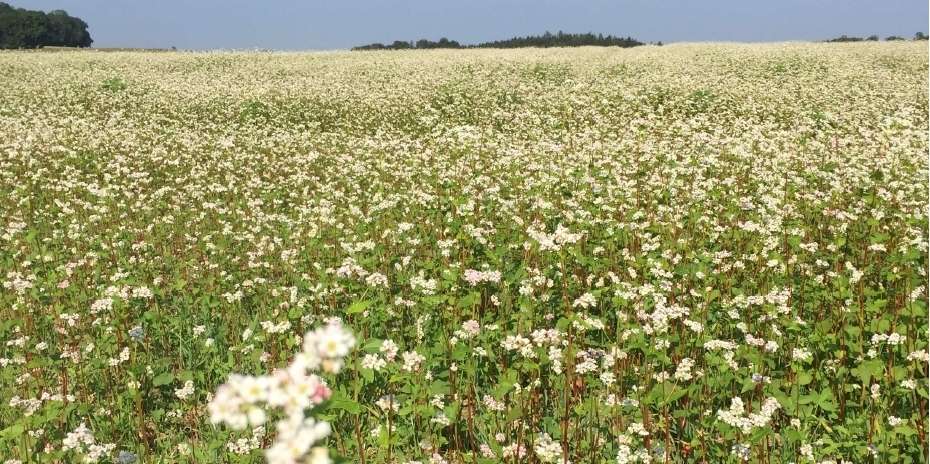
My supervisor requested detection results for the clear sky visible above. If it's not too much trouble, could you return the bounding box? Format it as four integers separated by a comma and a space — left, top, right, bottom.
9, 0, 929, 50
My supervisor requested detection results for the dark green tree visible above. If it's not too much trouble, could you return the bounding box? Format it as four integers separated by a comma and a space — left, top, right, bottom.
475, 31, 643, 48
353, 31, 645, 51
826, 35, 864, 42
0, 2, 92, 49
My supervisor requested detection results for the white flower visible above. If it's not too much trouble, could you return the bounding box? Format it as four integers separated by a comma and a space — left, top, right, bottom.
312, 322, 355, 360
629, 422, 649, 436
361, 354, 386, 371
801, 443, 814, 460
175, 380, 195, 400
380, 339, 399, 361
572, 292, 596, 309
402, 351, 426, 372
792, 348, 812, 362
533, 433, 564, 463
717, 397, 780, 434
674, 358, 695, 381
463, 269, 502, 286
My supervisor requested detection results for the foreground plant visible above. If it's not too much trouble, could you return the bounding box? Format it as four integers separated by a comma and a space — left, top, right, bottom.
209, 321, 355, 464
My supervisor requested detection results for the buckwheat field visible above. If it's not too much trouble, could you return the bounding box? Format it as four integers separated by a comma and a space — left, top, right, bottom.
0, 42, 927, 464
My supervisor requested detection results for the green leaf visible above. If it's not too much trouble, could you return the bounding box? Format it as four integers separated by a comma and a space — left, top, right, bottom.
457, 291, 480, 309
799, 394, 817, 405
0, 423, 23, 441
429, 380, 450, 395
362, 338, 384, 352
797, 372, 813, 385
329, 393, 361, 414
361, 368, 374, 383
660, 385, 689, 405
505, 405, 524, 423
347, 300, 373, 314
855, 359, 884, 384
152, 373, 175, 386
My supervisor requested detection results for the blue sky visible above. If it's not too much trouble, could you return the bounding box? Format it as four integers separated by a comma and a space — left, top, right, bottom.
10, 0, 929, 49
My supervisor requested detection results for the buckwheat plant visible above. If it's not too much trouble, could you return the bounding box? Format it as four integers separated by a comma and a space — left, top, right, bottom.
0, 42, 926, 463
209, 321, 355, 464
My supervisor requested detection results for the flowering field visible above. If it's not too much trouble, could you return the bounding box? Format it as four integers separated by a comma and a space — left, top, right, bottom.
0, 42, 927, 464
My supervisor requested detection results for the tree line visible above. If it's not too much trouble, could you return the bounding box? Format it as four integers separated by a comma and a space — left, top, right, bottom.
352, 31, 647, 51
355, 30, 930, 51
0, 2, 92, 49
826, 32, 928, 42
354, 37, 464, 50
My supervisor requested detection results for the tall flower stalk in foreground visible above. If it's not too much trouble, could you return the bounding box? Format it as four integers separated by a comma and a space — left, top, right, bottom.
209, 321, 356, 464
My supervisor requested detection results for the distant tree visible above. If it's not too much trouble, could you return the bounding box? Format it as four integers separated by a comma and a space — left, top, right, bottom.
826, 35, 864, 42
475, 31, 644, 49
354, 37, 463, 51
351, 42, 386, 51
865, 35, 879, 41
915, 32, 928, 41
436, 37, 461, 48
885, 36, 905, 41
353, 31, 646, 51
0, 2, 92, 48
45, 9, 91, 47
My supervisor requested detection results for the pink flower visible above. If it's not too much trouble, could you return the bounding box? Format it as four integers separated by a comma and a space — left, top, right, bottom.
311, 383, 331, 403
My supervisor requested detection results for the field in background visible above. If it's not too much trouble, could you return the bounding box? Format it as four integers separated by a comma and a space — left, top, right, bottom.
0, 43, 927, 463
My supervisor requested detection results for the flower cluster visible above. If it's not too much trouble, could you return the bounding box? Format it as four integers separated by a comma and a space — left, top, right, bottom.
209, 321, 355, 464
717, 397, 781, 434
